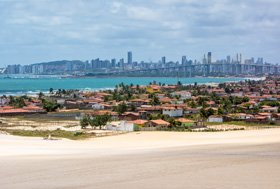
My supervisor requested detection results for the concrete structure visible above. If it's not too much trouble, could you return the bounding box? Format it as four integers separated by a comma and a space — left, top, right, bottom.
208, 115, 223, 123
162, 107, 183, 117
105, 121, 134, 132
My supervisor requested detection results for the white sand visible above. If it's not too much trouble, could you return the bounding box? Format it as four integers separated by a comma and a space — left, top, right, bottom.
1, 129, 280, 157
1, 129, 280, 189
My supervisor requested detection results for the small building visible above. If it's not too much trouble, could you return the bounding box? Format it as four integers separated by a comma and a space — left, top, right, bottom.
176, 118, 194, 127
184, 108, 200, 115
208, 115, 224, 123
105, 121, 134, 132
162, 107, 183, 117
260, 106, 278, 113
146, 85, 161, 93
171, 91, 192, 100
132, 119, 148, 127
91, 103, 105, 110
147, 119, 171, 128
119, 112, 140, 121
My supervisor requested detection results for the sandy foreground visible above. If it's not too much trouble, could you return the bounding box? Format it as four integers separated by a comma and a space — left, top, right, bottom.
1, 129, 280, 189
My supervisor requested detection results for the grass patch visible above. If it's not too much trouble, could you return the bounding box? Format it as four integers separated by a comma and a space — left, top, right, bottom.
12, 115, 77, 123
1, 129, 92, 140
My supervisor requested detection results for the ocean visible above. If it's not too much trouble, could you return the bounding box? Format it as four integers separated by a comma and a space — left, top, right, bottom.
0, 76, 253, 96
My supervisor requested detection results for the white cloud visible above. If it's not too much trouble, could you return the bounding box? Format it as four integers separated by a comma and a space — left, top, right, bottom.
0, 0, 279, 64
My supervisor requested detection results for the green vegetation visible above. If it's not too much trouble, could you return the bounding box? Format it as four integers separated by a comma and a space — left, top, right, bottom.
8, 95, 31, 108
80, 114, 111, 129
114, 102, 128, 115
42, 99, 60, 112
2, 129, 91, 140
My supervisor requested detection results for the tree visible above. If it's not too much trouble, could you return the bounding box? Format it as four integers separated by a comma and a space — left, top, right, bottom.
9, 96, 26, 108
115, 102, 127, 115
150, 94, 160, 106
217, 107, 225, 115
89, 114, 111, 130
38, 92, 44, 99
80, 116, 89, 129
177, 81, 182, 86
199, 108, 208, 119
42, 99, 60, 112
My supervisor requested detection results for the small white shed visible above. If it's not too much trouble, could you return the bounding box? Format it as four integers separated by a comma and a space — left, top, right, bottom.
106, 121, 134, 132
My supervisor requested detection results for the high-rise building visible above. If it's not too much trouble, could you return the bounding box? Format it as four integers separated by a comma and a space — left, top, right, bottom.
203, 54, 207, 64
127, 51, 132, 64
181, 56, 187, 65
226, 56, 231, 64
161, 56, 166, 65
207, 52, 212, 64
119, 58, 124, 70
111, 59, 116, 67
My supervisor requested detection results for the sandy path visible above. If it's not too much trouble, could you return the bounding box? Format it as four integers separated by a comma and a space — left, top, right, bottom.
1, 129, 280, 188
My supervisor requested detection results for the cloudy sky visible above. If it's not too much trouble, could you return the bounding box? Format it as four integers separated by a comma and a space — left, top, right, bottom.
0, 0, 279, 66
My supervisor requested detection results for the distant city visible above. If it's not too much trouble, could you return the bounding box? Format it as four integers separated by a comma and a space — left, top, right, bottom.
1, 52, 279, 77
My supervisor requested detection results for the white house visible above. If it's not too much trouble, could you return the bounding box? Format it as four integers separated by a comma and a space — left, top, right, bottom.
208, 115, 223, 123
0, 97, 9, 106
162, 107, 183, 117
91, 103, 105, 110
105, 121, 134, 132
171, 91, 192, 100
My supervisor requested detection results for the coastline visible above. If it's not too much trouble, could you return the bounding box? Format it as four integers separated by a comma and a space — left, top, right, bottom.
0, 76, 259, 96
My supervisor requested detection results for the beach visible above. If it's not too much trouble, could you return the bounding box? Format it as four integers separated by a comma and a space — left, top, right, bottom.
1, 129, 280, 188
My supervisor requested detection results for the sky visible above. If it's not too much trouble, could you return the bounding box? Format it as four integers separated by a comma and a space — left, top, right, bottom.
0, 0, 279, 66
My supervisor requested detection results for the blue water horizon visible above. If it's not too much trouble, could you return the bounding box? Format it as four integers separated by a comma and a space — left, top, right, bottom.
0, 76, 257, 96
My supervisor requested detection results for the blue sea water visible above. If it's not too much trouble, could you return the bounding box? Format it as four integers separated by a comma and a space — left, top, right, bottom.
0, 76, 250, 95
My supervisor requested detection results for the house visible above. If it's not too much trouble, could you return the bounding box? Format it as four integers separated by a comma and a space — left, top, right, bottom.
229, 113, 248, 120
0, 97, 9, 106
132, 119, 148, 127
184, 107, 200, 115
176, 118, 194, 127
119, 112, 140, 121
147, 119, 171, 128
138, 105, 162, 114
258, 113, 273, 120
208, 115, 223, 123
160, 97, 172, 104
260, 106, 278, 113
130, 99, 150, 107
91, 103, 105, 110
171, 91, 192, 100
105, 121, 134, 132
146, 85, 161, 93
246, 116, 269, 123
162, 107, 183, 117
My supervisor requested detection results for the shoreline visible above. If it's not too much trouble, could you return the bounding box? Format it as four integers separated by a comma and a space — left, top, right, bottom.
0, 76, 262, 96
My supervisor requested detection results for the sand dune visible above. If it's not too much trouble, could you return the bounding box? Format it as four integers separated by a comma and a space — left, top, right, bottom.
1, 129, 280, 188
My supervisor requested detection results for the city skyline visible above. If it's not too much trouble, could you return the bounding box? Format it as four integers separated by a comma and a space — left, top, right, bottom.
0, 0, 279, 66
4, 51, 277, 76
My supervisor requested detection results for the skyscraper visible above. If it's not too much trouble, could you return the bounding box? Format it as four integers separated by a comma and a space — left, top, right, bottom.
207, 52, 212, 64
161, 56, 166, 65
181, 56, 187, 65
127, 51, 132, 64
226, 56, 231, 64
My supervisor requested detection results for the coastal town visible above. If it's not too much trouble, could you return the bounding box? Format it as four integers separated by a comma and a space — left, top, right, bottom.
1, 77, 280, 138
